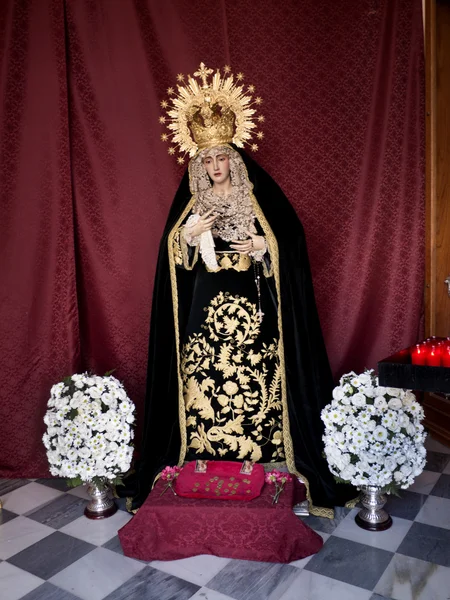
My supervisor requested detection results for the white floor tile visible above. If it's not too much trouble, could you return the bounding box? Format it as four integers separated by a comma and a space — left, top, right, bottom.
375, 553, 450, 600
279, 570, 372, 600
416, 495, 450, 530
425, 438, 450, 455
59, 510, 132, 546
289, 532, 331, 569
190, 588, 237, 600
150, 554, 231, 587
1, 482, 63, 515
49, 547, 145, 600
407, 470, 442, 495
0, 561, 44, 600
0, 516, 54, 560
332, 508, 413, 552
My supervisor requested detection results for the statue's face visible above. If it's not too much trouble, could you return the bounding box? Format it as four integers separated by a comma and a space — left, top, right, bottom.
202, 152, 230, 185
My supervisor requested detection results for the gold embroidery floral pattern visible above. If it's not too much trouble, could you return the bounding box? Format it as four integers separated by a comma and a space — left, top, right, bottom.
182, 291, 284, 462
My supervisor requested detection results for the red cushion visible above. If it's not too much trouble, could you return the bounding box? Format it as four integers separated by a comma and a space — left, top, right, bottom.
175, 461, 265, 501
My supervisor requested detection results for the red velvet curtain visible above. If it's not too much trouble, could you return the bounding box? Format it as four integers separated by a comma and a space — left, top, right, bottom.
0, 0, 424, 477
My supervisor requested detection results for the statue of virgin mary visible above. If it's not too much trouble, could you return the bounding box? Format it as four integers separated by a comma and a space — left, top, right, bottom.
125, 64, 353, 517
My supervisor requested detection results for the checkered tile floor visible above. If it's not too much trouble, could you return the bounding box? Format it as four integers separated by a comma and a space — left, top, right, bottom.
1, 436, 450, 600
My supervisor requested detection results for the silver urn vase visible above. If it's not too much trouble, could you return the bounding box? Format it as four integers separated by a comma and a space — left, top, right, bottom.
84, 480, 117, 520
355, 485, 392, 531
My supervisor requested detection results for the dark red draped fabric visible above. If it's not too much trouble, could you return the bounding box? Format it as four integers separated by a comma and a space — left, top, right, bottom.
0, 0, 424, 477
118, 478, 320, 563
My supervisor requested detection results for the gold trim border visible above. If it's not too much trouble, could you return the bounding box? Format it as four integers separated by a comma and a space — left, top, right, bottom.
168, 197, 197, 468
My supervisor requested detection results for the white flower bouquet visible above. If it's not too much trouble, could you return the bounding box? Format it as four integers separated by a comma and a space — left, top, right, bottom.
43, 373, 135, 487
321, 370, 426, 492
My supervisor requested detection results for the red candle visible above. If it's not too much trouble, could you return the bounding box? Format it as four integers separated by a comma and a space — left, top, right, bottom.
411, 344, 427, 365
426, 344, 442, 367
442, 344, 450, 368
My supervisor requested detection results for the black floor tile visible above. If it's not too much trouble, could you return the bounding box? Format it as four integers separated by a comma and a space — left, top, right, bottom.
0, 478, 30, 496
207, 559, 299, 600
36, 478, 73, 493
397, 521, 450, 568
385, 490, 427, 521
430, 474, 450, 500
103, 566, 200, 600
0, 508, 19, 526
7, 531, 96, 579
26, 494, 87, 529
19, 581, 81, 600
304, 536, 393, 591
425, 451, 450, 473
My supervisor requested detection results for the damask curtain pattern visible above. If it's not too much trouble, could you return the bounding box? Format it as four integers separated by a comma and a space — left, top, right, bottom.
0, 0, 424, 477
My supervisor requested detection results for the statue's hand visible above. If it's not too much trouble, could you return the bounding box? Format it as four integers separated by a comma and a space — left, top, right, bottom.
185, 209, 216, 238
230, 231, 266, 254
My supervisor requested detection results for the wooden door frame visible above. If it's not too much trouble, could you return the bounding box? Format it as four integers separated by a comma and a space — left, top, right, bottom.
425, 0, 436, 338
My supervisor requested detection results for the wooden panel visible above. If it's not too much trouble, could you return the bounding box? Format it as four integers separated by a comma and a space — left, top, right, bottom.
424, 0, 450, 448
425, 0, 437, 336
435, 0, 450, 337
423, 392, 450, 445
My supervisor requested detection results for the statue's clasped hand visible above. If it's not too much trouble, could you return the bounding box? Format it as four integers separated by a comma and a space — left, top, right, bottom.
230, 230, 265, 254
184, 209, 216, 238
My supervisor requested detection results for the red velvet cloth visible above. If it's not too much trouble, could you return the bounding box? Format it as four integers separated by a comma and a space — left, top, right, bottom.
0, 0, 424, 477
175, 461, 265, 501
118, 479, 320, 563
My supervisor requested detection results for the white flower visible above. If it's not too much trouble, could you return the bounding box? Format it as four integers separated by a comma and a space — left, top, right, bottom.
119, 400, 132, 414
329, 409, 346, 425
384, 457, 397, 471
327, 446, 342, 461
388, 398, 403, 410
406, 423, 416, 436
71, 374, 84, 382
332, 387, 346, 401
78, 447, 91, 459
70, 396, 81, 409
373, 426, 388, 441
102, 393, 114, 406
358, 372, 373, 386
401, 391, 416, 406
351, 393, 367, 407
66, 449, 78, 461
374, 396, 388, 410
51, 382, 64, 398
74, 380, 85, 389
341, 465, 357, 480
361, 385, 376, 398
385, 387, 401, 397
55, 396, 69, 409
340, 371, 357, 384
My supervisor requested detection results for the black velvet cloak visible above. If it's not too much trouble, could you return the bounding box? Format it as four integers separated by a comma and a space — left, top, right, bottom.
123, 147, 354, 514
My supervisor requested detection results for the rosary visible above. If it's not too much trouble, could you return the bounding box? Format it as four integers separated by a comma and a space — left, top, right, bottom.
253, 262, 264, 323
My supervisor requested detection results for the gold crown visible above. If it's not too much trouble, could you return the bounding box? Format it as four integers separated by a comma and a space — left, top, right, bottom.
159, 63, 264, 164
189, 102, 236, 150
